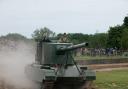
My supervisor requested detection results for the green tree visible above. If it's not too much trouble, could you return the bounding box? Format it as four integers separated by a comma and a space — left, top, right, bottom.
32, 27, 55, 40
68, 33, 89, 44
89, 33, 108, 48
57, 33, 108, 48
121, 28, 128, 50
107, 25, 123, 48
107, 16, 128, 49
123, 16, 128, 26
1, 33, 27, 41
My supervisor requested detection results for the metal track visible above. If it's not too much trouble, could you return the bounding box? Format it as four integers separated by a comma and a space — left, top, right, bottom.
41, 81, 54, 89
81, 81, 93, 89
41, 80, 94, 89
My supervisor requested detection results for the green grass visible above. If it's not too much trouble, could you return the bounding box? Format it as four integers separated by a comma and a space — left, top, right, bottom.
75, 56, 123, 60
95, 69, 128, 89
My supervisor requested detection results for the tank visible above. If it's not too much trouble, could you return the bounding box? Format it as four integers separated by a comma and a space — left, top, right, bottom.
25, 39, 96, 89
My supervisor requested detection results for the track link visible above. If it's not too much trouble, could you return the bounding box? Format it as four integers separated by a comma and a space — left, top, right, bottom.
41, 81, 54, 89
81, 81, 93, 89
41, 80, 94, 89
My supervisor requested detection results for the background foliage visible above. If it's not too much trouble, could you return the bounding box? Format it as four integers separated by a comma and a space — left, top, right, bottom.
0, 16, 128, 50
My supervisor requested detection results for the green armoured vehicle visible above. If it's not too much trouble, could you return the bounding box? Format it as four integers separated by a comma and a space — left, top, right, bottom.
25, 38, 96, 89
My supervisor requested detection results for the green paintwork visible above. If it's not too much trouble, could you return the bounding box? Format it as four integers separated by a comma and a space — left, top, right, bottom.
25, 40, 96, 88
41, 43, 74, 64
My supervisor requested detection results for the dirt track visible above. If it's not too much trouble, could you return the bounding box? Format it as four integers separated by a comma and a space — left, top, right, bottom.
88, 63, 128, 71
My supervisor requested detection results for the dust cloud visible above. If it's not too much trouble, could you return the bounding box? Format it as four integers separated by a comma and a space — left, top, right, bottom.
0, 39, 38, 89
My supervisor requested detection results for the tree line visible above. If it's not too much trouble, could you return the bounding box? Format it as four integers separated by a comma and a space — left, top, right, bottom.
0, 16, 128, 50
57, 16, 128, 50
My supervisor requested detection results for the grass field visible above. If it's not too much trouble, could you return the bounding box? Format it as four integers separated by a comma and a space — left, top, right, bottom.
75, 55, 124, 60
95, 69, 128, 89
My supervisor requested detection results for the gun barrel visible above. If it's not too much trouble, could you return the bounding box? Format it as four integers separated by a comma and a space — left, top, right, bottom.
57, 42, 88, 52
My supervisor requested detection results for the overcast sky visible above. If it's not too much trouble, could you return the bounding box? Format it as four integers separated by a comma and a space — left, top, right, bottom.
0, 0, 128, 37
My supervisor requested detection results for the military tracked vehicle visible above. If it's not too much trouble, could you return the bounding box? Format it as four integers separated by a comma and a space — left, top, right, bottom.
25, 38, 96, 89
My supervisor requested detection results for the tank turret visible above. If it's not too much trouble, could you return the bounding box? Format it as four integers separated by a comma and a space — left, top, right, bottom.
35, 39, 88, 65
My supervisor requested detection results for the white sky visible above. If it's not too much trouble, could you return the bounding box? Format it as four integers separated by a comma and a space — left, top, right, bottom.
0, 0, 128, 37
